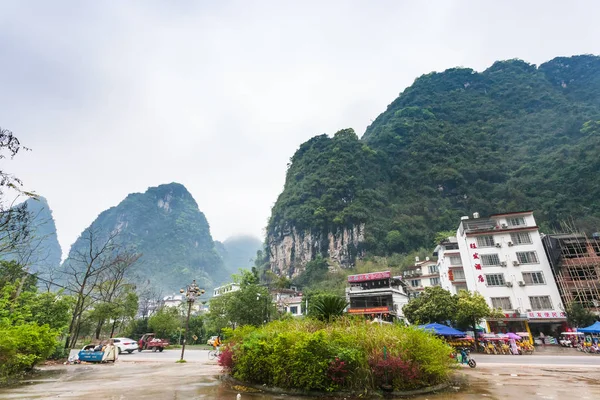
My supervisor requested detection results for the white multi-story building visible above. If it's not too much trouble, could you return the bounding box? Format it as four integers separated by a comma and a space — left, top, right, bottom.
213, 283, 240, 297
435, 237, 469, 294
455, 211, 566, 336
403, 257, 441, 293
436, 211, 567, 336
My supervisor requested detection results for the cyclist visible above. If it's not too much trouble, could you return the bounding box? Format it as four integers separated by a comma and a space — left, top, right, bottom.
213, 335, 222, 351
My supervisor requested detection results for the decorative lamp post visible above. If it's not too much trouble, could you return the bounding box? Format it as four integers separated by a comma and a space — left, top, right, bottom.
180, 279, 205, 361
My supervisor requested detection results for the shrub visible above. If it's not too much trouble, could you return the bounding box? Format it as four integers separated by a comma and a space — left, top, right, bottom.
0, 322, 58, 380
225, 318, 454, 393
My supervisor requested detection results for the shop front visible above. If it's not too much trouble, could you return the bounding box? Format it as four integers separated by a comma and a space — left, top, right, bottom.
526, 311, 568, 344
486, 313, 532, 343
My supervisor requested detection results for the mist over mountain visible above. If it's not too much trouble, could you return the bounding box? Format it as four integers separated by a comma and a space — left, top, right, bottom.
3, 196, 62, 275
216, 235, 263, 275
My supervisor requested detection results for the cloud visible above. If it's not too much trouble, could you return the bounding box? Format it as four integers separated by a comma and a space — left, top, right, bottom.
1, 0, 599, 255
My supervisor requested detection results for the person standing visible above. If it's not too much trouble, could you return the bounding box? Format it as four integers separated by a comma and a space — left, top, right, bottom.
539, 332, 546, 347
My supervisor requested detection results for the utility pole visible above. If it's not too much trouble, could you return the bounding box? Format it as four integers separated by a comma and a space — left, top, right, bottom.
180, 280, 205, 362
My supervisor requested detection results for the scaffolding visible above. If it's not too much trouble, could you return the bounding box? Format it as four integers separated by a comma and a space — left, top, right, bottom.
543, 232, 600, 315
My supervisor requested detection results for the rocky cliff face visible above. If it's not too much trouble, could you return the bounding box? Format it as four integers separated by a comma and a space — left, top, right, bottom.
268, 224, 365, 277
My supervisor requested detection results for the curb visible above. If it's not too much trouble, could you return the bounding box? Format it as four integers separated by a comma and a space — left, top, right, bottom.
221, 374, 452, 397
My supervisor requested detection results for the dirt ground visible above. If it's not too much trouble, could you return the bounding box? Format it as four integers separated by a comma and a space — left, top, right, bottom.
0, 361, 599, 399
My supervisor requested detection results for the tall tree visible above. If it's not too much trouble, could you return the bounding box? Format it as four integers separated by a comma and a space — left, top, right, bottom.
455, 291, 492, 351
402, 286, 457, 325
566, 302, 597, 328
61, 227, 121, 348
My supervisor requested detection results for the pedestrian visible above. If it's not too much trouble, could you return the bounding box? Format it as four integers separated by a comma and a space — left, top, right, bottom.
539, 331, 545, 347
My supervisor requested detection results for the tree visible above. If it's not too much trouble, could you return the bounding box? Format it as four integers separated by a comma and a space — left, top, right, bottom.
566, 302, 597, 328
227, 284, 273, 327
308, 294, 348, 322
148, 307, 181, 339
455, 291, 491, 351
61, 227, 129, 348
402, 286, 457, 325
89, 252, 140, 339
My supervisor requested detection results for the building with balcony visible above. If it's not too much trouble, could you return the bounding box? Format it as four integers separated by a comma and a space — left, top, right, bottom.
402, 257, 440, 293
213, 283, 240, 297
272, 287, 304, 316
456, 211, 566, 335
345, 271, 410, 323
435, 237, 468, 294
542, 233, 600, 316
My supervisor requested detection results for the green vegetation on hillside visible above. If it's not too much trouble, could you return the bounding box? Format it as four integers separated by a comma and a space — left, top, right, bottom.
268, 55, 600, 264
62, 183, 226, 293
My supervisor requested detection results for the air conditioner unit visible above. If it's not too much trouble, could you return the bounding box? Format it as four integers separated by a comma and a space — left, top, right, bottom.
500, 261, 507, 267
513, 261, 520, 266
507, 242, 514, 247
518, 281, 526, 287
506, 282, 513, 287
495, 243, 502, 248
501, 223, 508, 228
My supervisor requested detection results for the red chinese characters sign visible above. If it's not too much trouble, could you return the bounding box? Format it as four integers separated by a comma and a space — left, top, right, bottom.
527, 311, 566, 319
347, 271, 391, 283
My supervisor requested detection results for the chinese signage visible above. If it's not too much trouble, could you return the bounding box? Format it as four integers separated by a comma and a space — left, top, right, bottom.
347, 271, 391, 283
348, 306, 390, 314
527, 311, 566, 319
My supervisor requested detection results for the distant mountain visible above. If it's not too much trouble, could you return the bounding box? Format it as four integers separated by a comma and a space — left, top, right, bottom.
5, 196, 62, 274
216, 235, 263, 274
62, 183, 226, 293
267, 54, 600, 277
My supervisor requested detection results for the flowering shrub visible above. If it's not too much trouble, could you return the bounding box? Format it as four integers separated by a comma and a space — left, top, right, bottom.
217, 344, 234, 370
368, 352, 421, 390
224, 318, 454, 393
327, 357, 349, 385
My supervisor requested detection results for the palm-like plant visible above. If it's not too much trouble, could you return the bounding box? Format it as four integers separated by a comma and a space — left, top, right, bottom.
310, 295, 349, 322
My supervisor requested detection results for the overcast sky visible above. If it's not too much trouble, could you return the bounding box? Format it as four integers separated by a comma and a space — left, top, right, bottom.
1, 1, 599, 257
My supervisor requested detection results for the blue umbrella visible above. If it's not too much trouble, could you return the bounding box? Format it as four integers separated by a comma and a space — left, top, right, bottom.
418, 323, 466, 336
578, 321, 600, 334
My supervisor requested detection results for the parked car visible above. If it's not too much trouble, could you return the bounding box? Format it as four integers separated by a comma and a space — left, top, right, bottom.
112, 337, 138, 354
207, 336, 218, 346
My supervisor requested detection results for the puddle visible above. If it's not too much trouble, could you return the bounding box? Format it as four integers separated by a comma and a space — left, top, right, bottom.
0, 363, 599, 400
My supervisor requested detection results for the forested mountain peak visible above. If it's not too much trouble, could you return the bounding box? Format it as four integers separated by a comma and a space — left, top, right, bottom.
268, 54, 600, 276
62, 183, 226, 293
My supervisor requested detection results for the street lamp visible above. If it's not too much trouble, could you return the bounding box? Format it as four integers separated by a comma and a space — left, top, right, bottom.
179, 279, 205, 361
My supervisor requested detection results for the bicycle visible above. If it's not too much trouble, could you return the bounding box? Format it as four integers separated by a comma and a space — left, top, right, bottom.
208, 347, 221, 360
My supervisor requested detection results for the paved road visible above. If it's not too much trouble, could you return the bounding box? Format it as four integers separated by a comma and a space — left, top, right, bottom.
69, 348, 600, 367
70, 348, 213, 363
474, 353, 600, 367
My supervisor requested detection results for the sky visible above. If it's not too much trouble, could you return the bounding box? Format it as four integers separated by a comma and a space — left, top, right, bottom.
1, 0, 599, 257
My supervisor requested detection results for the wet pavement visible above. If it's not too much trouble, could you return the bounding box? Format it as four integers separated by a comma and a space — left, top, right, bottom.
1, 355, 599, 399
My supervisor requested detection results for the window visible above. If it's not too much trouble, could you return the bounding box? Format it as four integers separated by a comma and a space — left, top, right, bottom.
430, 277, 440, 286
290, 306, 298, 315
428, 265, 439, 274
507, 217, 526, 227
448, 255, 462, 266
529, 296, 553, 310
453, 269, 466, 280
510, 232, 532, 245
476, 235, 495, 247
410, 279, 421, 288
486, 274, 505, 286
516, 251, 538, 264
481, 253, 501, 266
491, 297, 512, 310
522, 272, 545, 285
454, 284, 468, 292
